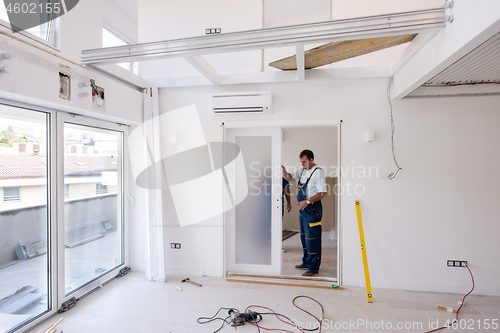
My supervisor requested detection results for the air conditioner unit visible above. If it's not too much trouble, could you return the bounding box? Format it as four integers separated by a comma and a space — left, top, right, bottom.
211, 91, 272, 114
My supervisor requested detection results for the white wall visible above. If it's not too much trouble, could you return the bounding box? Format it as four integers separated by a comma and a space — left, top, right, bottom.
138, 0, 262, 78
0, 0, 142, 125
154, 79, 500, 296
59, 0, 138, 63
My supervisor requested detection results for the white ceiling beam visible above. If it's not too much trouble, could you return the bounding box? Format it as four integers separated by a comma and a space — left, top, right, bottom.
146, 65, 391, 88
184, 56, 221, 85
296, 44, 305, 81
82, 8, 450, 66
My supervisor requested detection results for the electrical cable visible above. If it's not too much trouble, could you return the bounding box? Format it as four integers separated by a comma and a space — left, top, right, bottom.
199, 297, 325, 333
292, 295, 324, 330
197, 307, 238, 333
425, 266, 475, 333
246, 305, 306, 333
387, 78, 402, 180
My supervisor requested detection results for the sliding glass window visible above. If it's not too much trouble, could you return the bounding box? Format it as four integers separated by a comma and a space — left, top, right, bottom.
0, 104, 52, 333
62, 122, 124, 296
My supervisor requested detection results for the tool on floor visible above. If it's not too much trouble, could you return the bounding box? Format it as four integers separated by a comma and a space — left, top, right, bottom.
197, 296, 324, 332
38, 317, 64, 333
355, 200, 373, 303
181, 278, 202, 287
229, 309, 260, 327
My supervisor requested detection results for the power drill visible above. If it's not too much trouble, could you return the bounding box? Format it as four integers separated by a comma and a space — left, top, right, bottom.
228, 309, 260, 327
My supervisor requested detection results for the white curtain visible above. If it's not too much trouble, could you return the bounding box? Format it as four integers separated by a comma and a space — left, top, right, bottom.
129, 86, 165, 282
144, 87, 166, 282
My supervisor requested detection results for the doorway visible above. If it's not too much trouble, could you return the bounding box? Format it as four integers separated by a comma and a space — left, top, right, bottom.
223, 120, 341, 283
281, 127, 339, 279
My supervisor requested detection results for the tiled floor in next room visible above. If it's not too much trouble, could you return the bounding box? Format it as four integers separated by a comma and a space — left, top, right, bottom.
26, 271, 500, 333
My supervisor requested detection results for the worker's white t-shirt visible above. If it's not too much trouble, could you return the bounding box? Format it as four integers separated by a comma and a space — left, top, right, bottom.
291, 166, 327, 199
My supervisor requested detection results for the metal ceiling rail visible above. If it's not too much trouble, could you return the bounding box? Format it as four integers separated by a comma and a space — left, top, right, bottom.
82, 7, 452, 66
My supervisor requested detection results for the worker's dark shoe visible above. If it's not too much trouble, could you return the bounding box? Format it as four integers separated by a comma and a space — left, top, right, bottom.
295, 264, 307, 270
302, 271, 318, 277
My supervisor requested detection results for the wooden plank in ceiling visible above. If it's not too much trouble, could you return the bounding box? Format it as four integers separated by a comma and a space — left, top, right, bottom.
269, 34, 417, 70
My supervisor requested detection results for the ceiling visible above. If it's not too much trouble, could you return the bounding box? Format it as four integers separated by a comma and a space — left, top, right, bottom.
108, 0, 138, 23
423, 31, 500, 86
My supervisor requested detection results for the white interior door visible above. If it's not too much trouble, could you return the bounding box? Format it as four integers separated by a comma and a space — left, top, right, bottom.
225, 127, 282, 275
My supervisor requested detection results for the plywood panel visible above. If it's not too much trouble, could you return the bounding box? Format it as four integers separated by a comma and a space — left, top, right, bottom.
270, 34, 417, 70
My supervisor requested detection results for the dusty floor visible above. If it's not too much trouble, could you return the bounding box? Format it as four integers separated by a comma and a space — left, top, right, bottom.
0, 232, 120, 333
20, 271, 500, 333
282, 231, 337, 278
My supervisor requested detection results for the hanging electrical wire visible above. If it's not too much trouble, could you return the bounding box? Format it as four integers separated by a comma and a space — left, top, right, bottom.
426, 266, 475, 332
387, 78, 402, 180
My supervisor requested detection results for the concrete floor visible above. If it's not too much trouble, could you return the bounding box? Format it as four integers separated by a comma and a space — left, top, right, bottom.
282, 231, 337, 278
20, 271, 500, 333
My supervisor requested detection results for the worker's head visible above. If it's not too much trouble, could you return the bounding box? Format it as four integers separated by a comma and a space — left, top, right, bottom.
299, 149, 315, 169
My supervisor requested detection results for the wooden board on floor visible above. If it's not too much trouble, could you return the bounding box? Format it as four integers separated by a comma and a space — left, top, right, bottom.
226, 277, 342, 290
269, 34, 417, 70
227, 272, 337, 282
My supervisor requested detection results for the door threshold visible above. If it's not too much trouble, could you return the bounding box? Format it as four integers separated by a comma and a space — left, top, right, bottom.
226, 276, 342, 290
227, 272, 338, 283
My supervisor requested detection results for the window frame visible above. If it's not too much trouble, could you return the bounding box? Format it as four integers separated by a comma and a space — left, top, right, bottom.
96, 182, 108, 195
3, 186, 21, 202
0, 98, 129, 333
0, 98, 58, 333
56, 112, 128, 305
0, 3, 60, 51
102, 24, 138, 75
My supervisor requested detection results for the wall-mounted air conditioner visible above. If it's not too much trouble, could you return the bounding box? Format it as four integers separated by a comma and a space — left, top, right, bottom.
211, 91, 272, 114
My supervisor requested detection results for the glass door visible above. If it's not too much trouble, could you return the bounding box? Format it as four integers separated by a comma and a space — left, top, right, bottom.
225, 127, 282, 275
57, 113, 127, 302
0, 102, 56, 333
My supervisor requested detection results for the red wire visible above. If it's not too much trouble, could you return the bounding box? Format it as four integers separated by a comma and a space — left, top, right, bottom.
425, 266, 475, 333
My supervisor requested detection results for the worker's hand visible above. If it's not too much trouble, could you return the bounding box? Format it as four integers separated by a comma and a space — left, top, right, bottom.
287, 202, 292, 212
281, 165, 286, 174
297, 200, 308, 211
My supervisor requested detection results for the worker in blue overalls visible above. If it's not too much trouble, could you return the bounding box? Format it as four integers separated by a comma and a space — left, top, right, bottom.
282, 149, 327, 277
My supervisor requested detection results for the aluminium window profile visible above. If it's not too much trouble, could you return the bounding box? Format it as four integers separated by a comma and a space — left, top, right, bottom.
82, 7, 452, 66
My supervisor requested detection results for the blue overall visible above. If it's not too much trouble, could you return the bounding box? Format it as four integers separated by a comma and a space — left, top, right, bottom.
297, 167, 322, 274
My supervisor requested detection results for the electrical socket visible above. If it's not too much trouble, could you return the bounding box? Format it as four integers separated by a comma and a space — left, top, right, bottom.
171, 243, 181, 249
205, 28, 221, 35
447, 260, 467, 267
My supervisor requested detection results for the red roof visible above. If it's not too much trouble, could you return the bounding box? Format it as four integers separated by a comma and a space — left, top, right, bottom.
0, 155, 118, 179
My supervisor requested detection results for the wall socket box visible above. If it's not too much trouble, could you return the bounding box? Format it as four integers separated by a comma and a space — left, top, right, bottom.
206, 28, 221, 35
447, 260, 467, 267
170, 243, 181, 249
